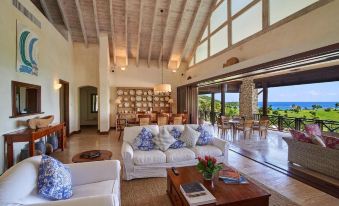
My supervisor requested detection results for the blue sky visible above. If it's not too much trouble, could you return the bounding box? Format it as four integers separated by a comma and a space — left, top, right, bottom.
207, 81, 339, 102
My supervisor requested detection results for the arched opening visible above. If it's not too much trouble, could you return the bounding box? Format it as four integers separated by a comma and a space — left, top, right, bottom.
79, 86, 98, 128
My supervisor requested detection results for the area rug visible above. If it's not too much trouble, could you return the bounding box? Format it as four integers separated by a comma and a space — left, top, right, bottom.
121, 175, 300, 206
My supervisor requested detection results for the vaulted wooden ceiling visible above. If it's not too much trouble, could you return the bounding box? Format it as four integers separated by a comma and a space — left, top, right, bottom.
32, 0, 217, 69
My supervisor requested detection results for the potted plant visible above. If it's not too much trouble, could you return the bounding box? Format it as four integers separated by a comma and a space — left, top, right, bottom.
197, 156, 223, 181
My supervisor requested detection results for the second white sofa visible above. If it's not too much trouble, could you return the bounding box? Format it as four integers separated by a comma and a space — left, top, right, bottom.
121, 124, 229, 180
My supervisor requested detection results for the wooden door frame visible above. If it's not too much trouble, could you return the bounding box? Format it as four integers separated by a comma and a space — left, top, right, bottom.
59, 79, 70, 137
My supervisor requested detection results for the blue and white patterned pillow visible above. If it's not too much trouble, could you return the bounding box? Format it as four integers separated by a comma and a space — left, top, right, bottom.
38, 155, 72, 200
132, 128, 155, 151
169, 128, 186, 149
196, 125, 213, 146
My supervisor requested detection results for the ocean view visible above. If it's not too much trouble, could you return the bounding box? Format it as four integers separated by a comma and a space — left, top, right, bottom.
257, 102, 338, 110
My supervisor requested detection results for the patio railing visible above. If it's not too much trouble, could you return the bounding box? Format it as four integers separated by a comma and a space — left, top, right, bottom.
199, 110, 339, 133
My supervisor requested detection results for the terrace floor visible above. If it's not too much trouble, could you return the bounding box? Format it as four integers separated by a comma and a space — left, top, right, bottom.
218, 128, 339, 197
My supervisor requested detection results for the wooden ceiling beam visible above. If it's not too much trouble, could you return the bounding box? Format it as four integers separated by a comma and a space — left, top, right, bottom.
147, 0, 160, 67
40, 0, 54, 23
125, 0, 128, 66
136, 0, 144, 67
167, 0, 188, 69
187, 0, 217, 65
75, 0, 88, 47
158, 0, 173, 68
92, 0, 100, 40
177, 0, 202, 69
56, 0, 71, 40
109, 0, 116, 64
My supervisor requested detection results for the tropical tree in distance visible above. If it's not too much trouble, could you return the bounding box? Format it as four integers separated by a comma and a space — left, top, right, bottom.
309, 110, 318, 119
335, 102, 339, 110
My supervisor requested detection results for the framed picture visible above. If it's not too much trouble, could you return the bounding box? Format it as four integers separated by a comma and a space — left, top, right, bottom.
16, 22, 39, 76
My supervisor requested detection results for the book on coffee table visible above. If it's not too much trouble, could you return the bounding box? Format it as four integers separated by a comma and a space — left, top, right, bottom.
180, 182, 216, 206
219, 168, 249, 184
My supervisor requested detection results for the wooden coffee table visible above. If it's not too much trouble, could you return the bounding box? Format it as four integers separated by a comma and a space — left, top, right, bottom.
167, 165, 270, 206
72, 150, 112, 163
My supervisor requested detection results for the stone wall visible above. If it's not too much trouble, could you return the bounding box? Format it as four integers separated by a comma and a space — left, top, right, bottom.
239, 78, 258, 119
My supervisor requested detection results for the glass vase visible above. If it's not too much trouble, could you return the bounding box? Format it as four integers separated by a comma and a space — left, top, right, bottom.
202, 171, 213, 181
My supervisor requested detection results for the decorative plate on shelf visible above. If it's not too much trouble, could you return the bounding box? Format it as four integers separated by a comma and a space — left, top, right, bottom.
160, 102, 165, 107
131, 104, 135, 108
117, 90, 123, 95
154, 103, 159, 107
154, 91, 160, 95
143, 92, 147, 95
154, 97, 159, 101
136, 96, 142, 101
136, 102, 142, 108
165, 96, 170, 101
160, 97, 164, 101
148, 102, 152, 107
142, 103, 147, 107
124, 102, 130, 108
147, 96, 152, 101
129, 90, 135, 95
147, 90, 153, 95
123, 91, 128, 95
165, 92, 170, 96
142, 97, 146, 101
118, 104, 123, 108
165, 104, 169, 107
130, 96, 136, 102
136, 90, 143, 95
123, 97, 128, 101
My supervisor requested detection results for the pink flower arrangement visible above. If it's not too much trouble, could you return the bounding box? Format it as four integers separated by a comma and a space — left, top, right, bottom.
196, 155, 222, 180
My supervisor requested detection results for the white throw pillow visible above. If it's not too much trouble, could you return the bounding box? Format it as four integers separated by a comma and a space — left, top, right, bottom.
153, 128, 177, 151
180, 125, 200, 148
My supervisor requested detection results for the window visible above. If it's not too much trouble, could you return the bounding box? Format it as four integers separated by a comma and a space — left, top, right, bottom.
232, 1, 262, 44
91, 94, 98, 113
269, 0, 318, 25
210, 26, 228, 55
210, 0, 227, 32
195, 41, 208, 63
201, 27, 208, 41
231, 0, 253, 16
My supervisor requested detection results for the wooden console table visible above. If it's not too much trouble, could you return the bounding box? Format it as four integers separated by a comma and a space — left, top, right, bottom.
4, 123, 66, 168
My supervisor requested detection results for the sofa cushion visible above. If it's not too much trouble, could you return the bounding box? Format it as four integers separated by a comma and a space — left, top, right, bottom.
160, 125, 185, 133
133, 150, 166, 165
180, 125, 200, 148
196, 125, 213, 146
165, 148, 196, 163
124, 125, 159, 145
305, 124, 322, 136
191, 145, 223, 158
322, 135, 339, 150
132, 128, 155, 151
72, 180, 116, 199
290, 130, 313, 143
153, 128, 176, 151
169, 128, 186, 149
38, 155, 72, 200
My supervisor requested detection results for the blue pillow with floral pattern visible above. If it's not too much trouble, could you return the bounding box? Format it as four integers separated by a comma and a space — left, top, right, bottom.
38, 155, 72, 200
132, 128, 155, 151
196, 125, 213, 145
169, 128, 186, 149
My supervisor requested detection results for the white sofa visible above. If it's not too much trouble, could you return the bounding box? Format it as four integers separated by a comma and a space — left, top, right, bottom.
0, 156, 121, 206
121, 124, 229, 180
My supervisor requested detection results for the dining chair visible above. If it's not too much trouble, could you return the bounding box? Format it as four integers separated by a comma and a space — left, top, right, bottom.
150, 112, 158, 123
116, 118, 127, 141
253, 119, 269, 138
138, 115, 151, 126
177, 113, 188, 124
235, 120, 254, 139
217, 116, 232, 138
172, 114, 183, 125
157, 114, 169, 126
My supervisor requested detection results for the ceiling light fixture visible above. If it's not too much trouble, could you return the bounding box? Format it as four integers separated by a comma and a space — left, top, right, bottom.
154, 9, 171, 93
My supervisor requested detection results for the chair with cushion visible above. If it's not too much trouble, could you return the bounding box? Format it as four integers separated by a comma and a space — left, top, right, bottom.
0, 156, 121, 206
252, 119, 269, 138
116, 118, 127, 141
217, 116, 232, 139
172, 114, 183, 125
138, 115, 151, 126
150, 112, 158, 123
235, 120, 254, 139
157, 114, 169, 126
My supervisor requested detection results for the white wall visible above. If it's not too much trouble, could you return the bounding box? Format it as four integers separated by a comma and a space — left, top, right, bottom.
0, 0, 75, 173
183, 0, 339, 85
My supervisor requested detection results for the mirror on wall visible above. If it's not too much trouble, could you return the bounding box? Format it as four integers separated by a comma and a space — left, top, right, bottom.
91, 93, 98, 113
11, 81, 42, 118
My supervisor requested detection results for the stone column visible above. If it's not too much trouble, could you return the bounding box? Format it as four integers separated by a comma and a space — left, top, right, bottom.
239, 78, 258, 119
98, 33, 110, 133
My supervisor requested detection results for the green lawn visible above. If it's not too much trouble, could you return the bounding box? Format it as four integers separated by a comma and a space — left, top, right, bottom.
270, 109, 339, 121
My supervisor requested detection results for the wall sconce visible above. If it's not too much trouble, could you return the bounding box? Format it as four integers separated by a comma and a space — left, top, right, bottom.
54, 83, 62, 90
121, 67, 126, 71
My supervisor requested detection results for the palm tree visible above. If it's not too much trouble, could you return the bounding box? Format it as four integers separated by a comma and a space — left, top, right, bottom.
335, 102, 339, 110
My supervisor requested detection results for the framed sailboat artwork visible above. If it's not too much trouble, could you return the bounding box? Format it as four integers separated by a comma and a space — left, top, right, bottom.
16, 22, 39, 76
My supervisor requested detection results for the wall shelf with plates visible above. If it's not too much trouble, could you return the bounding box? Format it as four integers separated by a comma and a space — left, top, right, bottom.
116, 87, 171, 115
